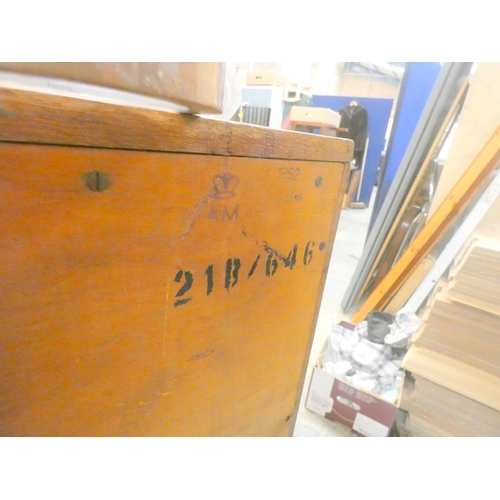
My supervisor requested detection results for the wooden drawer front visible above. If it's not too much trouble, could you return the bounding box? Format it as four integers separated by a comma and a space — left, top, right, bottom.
0, 144, 348, 436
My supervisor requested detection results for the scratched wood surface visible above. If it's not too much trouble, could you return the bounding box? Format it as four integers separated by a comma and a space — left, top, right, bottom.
0, 133, 349, 434
0, 87, 354, 162
0, 62, 226, 114
0, 89, 351, 436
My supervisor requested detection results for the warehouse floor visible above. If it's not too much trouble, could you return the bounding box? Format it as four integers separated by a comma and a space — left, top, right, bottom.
293, 192, 375, 437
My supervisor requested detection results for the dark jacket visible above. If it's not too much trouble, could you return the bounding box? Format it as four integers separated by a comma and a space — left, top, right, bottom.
337, 104, 369, 153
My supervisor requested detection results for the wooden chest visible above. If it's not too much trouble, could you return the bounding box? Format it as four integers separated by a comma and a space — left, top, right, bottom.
0, 88, 352, 436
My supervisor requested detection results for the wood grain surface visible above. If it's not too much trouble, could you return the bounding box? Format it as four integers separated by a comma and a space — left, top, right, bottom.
448, 246, 500, 316
414, 300, 500, 378
0, 87, 354, 162
0, 139, 349, 436
401, 375, 500, 436
0, 62, 226, 114
402, 345, 500, 412
384, 256, 435, 315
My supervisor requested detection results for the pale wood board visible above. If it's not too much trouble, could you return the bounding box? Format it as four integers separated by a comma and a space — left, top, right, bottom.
428, 63, 500, 218
406, 413, 456, 437
402, 346, 500, 412
415, 300, 500, 377
401, 374, 500, 436
384, 256, 435, 315
448, 247, 500, 316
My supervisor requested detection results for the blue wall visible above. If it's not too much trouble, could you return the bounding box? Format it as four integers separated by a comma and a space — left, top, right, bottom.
371, 63, 441, 221
312, 95, 393, 206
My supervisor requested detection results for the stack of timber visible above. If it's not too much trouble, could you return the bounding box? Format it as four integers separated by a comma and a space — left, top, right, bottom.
448, 246, 500, 315
401, 246, 500, 436
401, 374, 500, 437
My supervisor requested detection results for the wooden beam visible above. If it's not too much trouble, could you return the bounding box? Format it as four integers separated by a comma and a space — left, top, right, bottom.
352, 124, 500, 322
402, 346, 500, 413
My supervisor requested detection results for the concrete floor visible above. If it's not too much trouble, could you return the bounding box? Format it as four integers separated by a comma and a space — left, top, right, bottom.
293, 194, 375, 437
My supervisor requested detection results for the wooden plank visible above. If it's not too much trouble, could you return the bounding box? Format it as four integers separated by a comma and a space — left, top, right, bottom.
0, 143, 349, 436
0, 87, 354, 161
384, 256, 435, 315
428, 63, 500, 218
402, 346, 500, 412
414, 301, 500, 377
352, 124, 500, 322
403, 298, 500, 417
353, 79, 469, 305
414, 275, 451, 324
401, 400, 500, 437
408, 376, 500, 436
405, 413, 455, 437
0, 62, 226, 114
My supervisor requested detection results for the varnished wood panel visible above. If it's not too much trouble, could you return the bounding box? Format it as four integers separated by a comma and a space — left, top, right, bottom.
0, 62, 226, 114
0, 144, 349, 436
0, 88, 354, 162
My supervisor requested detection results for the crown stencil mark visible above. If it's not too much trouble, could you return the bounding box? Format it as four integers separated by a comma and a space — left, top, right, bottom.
213, 173, 239, 199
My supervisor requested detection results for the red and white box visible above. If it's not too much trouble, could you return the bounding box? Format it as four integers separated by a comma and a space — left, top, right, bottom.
305, 328, 403, 437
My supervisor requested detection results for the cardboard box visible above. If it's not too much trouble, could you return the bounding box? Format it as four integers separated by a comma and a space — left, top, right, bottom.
290, 106, 341, 128
305, 337, 402, 437
245, 70, 288, 88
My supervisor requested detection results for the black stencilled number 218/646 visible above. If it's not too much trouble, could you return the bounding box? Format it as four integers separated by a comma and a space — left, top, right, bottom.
173, 240, 321, 307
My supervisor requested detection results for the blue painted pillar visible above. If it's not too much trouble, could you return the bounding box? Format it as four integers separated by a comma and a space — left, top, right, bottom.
370, 62, 442, 225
